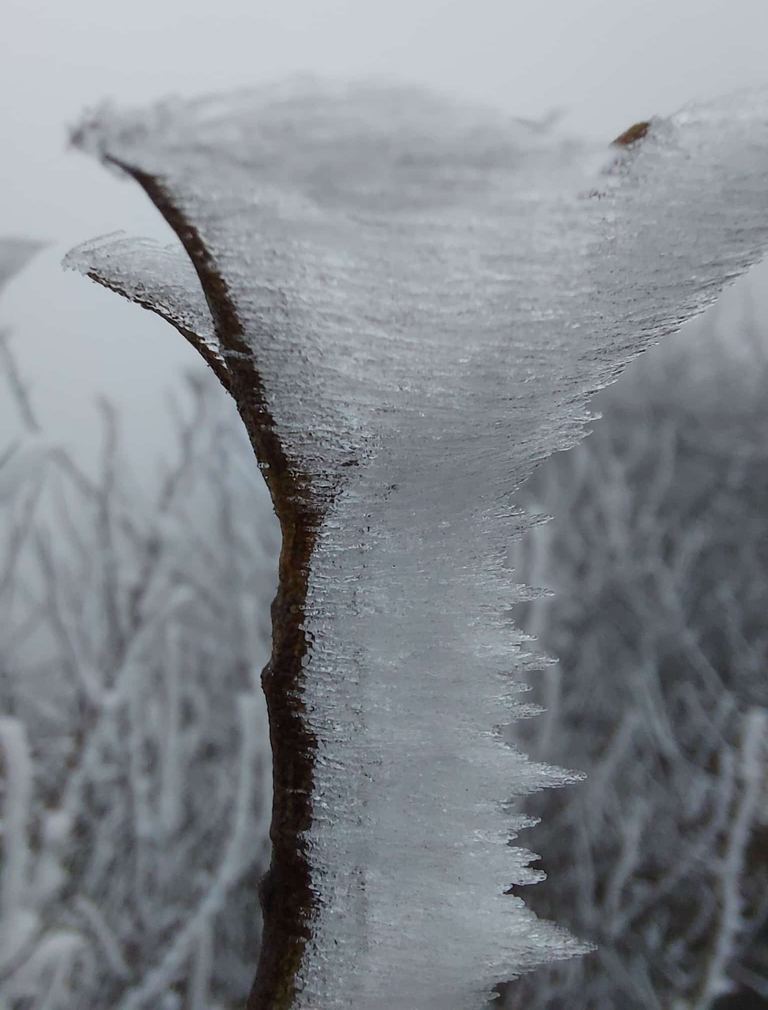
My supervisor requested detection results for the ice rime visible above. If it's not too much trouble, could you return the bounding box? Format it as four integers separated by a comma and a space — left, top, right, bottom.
63, 233, 226, 386
66, 82, 768, 1009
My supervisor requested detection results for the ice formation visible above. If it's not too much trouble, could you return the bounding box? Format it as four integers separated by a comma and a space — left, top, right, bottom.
65, 82, 768, 1009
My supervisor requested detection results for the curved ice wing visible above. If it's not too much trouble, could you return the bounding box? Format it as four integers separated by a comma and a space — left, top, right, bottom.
63, 233, 228, 388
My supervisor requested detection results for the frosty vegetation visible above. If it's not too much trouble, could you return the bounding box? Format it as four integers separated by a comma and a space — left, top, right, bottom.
504, 301, 768, 1010
3, 241, 768, 1007
0, 81, 765, 1010
0, 242, 276, 1009
61, 82, 768, 1010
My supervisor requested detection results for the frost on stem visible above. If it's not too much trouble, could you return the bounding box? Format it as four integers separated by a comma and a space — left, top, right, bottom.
63, 233, 229, 389
504, 319, 768, 1007
65, 82, 768, 1010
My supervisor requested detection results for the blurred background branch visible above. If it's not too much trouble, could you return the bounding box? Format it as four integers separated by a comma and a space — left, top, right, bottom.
504, 297, 768, 1009
0, 243, 278, 1009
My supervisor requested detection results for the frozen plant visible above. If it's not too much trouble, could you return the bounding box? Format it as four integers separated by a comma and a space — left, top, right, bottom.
64, 82, 768, 1009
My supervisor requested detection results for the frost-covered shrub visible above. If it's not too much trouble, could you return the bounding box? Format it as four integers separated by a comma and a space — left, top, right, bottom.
0, 250, 277, 1010
506, 302, 768, 1008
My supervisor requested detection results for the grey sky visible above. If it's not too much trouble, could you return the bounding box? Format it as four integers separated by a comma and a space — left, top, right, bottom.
2, 0, 768, 476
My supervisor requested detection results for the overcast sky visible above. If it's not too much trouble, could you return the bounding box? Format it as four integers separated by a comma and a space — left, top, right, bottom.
2, 0, 768, 477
